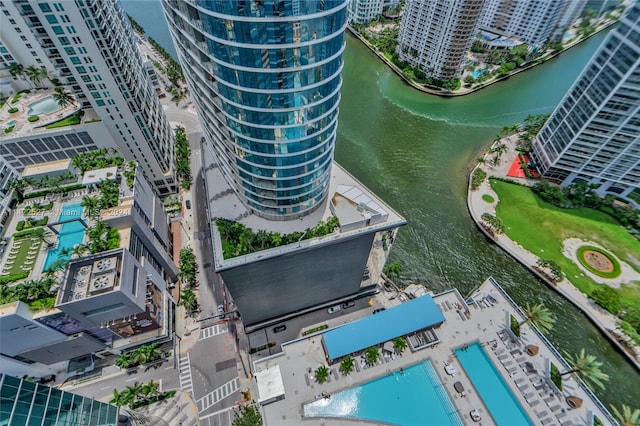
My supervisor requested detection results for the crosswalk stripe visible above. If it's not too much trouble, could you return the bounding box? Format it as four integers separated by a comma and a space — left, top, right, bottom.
196, 377, 240, 412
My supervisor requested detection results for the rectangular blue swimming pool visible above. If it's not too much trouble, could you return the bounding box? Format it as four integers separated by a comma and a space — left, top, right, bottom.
43, 202, 85, 271
303, 361, 463, 426
455, 343, 533, 425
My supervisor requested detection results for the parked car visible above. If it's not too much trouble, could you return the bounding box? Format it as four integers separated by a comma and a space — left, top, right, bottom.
217, 304, 224, 313
342, 301, 355, 309
327, 305, 341, 314
373, 308, 386, 314
273, 325, 287, 333
38, 374, 56, 384
185, 199, 192, 209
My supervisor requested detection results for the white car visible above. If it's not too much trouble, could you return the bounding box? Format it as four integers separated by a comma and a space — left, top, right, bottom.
217, 304, 224, 313
327, 305, 341, 314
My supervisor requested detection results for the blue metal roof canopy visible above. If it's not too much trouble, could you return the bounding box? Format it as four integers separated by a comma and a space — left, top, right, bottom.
322, 295, 445, 361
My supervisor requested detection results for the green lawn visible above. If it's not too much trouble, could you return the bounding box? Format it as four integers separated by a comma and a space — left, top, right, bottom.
3, 238, 41, 276
490, 179, 640, 310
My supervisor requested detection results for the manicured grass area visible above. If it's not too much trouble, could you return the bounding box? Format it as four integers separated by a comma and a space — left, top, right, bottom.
576, 245, 621, 279
482, 194, 495, 203
2, 238, 42, 277
490, 179, 640, 310
45, 115, 80, 129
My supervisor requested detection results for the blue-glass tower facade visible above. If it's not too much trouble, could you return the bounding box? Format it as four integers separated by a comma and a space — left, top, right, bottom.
163, 0, 348, 219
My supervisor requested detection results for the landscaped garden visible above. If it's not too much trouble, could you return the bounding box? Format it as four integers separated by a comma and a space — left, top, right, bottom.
1, 231, 46, 283
490, 178, 640, 341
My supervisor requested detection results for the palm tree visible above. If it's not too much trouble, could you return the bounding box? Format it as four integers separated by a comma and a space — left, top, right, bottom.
518, 303, 556, 334
110, 389, 125, 407
141, 342, 163, 363
384, 262, 402, 281
8, 63, 24, 80
393, 337, 408, 354
609, 404, 640, 426
178, 288, 198, 313
52, 86, 76, 108
130, 350, 148, 367
560, 349, 609, 391
314, 366, 329, 384
81, 196, 100, 218
365, 347, 380, 365
141, 380, 160, 401
71, 244, 88, 258
124, 382, 143, 408
340, 355, 355, 375
24, 66, 43, 88
44, 258, 67, 277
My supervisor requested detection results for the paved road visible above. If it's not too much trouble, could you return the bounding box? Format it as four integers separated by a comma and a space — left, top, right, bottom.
67, 358, 180, 401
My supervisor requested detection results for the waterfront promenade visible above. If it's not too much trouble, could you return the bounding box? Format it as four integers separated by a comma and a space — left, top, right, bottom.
466, 139, 640, 371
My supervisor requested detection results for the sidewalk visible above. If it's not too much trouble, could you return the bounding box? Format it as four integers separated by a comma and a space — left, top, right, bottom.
467, 138, 640, 369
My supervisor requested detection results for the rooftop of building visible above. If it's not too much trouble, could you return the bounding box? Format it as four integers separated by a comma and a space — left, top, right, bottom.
202, 147, 406, 269
57, 250, 125, 305
22, 159, 73, 178
0, 87, 100, 138
0, 156, 141, 294
254, 277, 614, 426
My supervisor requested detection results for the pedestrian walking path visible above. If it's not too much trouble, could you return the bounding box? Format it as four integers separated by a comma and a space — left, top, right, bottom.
179, 354, 194, 397
196, 377, 240, 412
467, 137, 640, 369
199, 324, 226, 341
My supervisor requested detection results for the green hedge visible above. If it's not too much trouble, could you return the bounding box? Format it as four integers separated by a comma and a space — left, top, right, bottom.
0, 271, 29, 285
510, 314, 520, 337
576, 245, 621, 279
23, 202, 54, 215
550, 362, 562, 391
8, 107, 18, 113
28, 115, 39, 122
4, 126, 15, 134
13, 228, 45, 240
16, 216, 49, 231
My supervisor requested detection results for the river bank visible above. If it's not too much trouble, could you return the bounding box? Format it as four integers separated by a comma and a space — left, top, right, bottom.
347, 18, 617, 97
466, 141, 640, 371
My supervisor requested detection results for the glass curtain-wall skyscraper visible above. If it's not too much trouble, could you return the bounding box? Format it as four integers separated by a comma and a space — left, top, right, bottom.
532, 3, 640, 204
162, 0, 348, 220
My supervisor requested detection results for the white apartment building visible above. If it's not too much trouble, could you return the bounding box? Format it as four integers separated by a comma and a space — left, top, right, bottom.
0, 0, 176, 195
532, 3, 640, 206
397, 0, 485, 80
349, 0, 385, 24
480, 0, 569, 46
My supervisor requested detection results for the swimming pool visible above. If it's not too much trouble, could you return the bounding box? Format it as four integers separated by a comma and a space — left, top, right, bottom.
456, 343, 533, 425
303, 361, 463, 426
43, 202, 85, 271
27, 96, 62, 116
5, 119, 17, 127
471, 69, 486, 78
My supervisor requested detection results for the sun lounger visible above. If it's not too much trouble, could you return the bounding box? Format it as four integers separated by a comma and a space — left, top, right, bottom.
523, 392, 535, 399
498, 354, 508, 360
535, 410, 549, 418
495, 348, 505, 355
501, 360, 513, 366
304, 374, 311, 386
544, 396, 555, 404
507, 366, 518, 374
549, 405, 561, 412
517, 384, 530, 391
514, 377, 526, 384
529, 400, 541, 407
516, 356, 526, 363
541, 417, 553, 425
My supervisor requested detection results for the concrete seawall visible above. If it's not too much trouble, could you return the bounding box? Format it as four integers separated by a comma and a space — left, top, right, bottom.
466, 164, 640, 371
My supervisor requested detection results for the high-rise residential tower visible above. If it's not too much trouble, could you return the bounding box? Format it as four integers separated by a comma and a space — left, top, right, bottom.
532, 3, 640, 205
348, 0, 385, 24
397, 0, 485, 81
163, 0, 348, 219
479, 0, 575, 46
163, 0, 406, 326
0, 0, 176, 194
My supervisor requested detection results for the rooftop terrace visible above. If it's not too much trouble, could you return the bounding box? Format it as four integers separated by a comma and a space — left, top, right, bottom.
0, 88, 99, 137
254, 278, 614, 426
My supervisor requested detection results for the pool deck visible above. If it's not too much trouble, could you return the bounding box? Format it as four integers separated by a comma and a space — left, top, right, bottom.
0, 87, 95, 137
254, 278, 613, 426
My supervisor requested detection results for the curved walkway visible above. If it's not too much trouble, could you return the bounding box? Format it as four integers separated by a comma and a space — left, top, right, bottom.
466, 141, 640, 371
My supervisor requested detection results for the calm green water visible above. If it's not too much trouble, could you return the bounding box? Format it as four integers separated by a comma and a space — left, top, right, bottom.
336, 32, 640, 409
122, 1, 639, 408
